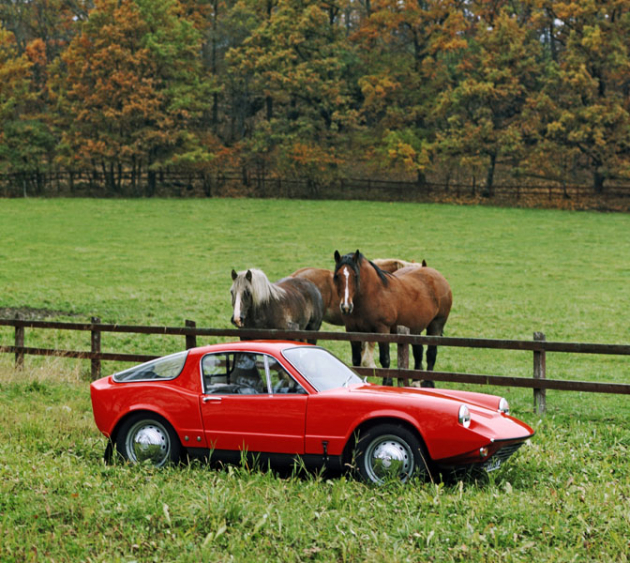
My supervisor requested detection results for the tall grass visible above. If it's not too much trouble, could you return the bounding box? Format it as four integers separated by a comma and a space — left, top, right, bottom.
1, 198, 629, 562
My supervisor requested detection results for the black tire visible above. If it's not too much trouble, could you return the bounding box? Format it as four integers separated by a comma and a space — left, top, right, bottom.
355, 424, 430, 485
115, 413, 181, 467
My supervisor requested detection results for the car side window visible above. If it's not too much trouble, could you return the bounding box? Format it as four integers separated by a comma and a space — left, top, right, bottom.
202, 353, 267, 395
267, 357, 307, 395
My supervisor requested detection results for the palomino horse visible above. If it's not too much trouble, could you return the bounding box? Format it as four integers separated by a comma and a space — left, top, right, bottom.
291, 258, 427, 366
230, 269, 324, 343
372, 258, 427, 272
332, 250, 452, 386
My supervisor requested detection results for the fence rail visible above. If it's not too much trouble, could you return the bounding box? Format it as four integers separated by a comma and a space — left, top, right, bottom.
1, 317, 629, 414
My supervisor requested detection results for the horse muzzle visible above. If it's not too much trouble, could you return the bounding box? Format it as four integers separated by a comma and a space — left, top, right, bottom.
340, 302, 354, 315
231, 316, 244, 328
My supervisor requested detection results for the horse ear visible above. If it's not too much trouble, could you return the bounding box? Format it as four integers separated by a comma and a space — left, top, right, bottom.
354, 250, 361, 263
422, 259, 427, 267
246, 269, 253, 282
334, 250, 341, 263
231, 269, 238, 280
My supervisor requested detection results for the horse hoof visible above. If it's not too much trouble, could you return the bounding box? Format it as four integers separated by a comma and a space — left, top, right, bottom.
420, 380, 435, 388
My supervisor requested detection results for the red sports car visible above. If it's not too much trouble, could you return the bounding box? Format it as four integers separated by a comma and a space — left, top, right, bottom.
90, 341, 534, 484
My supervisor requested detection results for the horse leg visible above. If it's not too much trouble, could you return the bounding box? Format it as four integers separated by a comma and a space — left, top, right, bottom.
411, 344, 424, 388
378, 341, 392, 386
351, 340, 362, 367
360, 341, 377, 368
422, 318, 447, 388
421, 343, 436, 388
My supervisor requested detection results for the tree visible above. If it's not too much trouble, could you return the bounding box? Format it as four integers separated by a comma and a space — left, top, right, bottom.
225, 0, 358, 183
0, 27, 55, 193
535, 0, 630, 192
50, 0, 214, 195
434, 7, 544, 195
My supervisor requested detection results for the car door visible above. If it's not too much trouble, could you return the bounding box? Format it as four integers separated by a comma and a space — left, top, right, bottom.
199, 352, 307, 454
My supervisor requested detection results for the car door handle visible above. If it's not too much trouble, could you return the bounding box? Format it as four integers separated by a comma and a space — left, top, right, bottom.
203, 396, 222, 403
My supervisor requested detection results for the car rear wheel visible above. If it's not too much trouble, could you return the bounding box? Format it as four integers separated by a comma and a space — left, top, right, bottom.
355, 424, 429, 485
115, 413, 181, 467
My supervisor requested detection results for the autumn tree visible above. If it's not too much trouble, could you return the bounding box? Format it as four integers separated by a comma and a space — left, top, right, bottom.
433, 6, 544, 195
0, 27, 55, 193
533, 0, 630, 192
50, 0, 214, 195
225, 0, 359, 183
350, 0, 468, 183
2, 0, 630, 198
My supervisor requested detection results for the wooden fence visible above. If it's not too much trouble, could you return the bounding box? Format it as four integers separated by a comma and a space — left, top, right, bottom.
1, 317, 629, 415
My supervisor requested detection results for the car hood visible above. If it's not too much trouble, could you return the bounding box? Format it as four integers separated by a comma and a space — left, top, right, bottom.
346, 383, 498, 410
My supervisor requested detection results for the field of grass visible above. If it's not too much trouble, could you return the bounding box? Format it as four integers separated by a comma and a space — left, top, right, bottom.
1, 198, 629, 562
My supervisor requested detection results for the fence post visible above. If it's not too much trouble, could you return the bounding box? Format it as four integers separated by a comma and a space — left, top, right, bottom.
533, 332, 546, 415
185, 320, 197, 349
397, 326, 410, 386
91, 317, 101, 381
14, 313, 24, 369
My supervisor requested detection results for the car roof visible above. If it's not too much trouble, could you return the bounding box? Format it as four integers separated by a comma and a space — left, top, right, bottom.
189, 340, 313, 357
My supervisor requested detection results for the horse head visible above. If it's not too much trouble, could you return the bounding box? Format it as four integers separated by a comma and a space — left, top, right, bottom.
333, 250, 362, 315
230, 269, 254, 327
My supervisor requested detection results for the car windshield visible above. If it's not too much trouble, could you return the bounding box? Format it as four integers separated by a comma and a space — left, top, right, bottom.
113, 351, 188, 382
282, 347, 362, 392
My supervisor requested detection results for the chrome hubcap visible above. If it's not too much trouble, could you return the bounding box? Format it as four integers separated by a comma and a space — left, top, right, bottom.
366, 435, 414, 483
126, 420, 171, 466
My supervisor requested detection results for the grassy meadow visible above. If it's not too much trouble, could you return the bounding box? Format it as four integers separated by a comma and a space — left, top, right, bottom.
1, 198, 629, 562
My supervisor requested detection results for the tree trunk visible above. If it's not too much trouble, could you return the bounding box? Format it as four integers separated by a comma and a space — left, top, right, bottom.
484, 152, 496, 197
593, 169, 605, 194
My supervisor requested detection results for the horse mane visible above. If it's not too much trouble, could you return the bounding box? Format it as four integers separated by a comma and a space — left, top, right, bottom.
233, 268, 286, 304
335, 251, 390, 287
367, 258, 391, 287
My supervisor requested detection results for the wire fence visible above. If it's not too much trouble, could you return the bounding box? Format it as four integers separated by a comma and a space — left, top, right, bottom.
2, 170, 630, 209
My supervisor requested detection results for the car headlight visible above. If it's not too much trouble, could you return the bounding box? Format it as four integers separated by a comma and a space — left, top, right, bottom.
458, 404, 471, 428
498, 397, 510, 415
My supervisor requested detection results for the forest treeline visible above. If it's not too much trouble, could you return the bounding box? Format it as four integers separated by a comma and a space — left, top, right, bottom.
1, 0, 629, 198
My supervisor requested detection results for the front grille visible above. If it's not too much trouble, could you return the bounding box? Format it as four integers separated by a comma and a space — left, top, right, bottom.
483, 442, 524, 471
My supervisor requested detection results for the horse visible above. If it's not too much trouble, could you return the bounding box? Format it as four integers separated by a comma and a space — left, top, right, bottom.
332, 250, 452, 387
290, 267, 343, 326
372, 258, 427, 272
230, 268, 324, 344
290, 258, 428, 367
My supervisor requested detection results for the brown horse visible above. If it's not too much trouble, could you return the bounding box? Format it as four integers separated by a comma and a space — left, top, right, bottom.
291, 258, 427, 367
290, 267, 343, 326
230, 269, 324, 344
291, 259, 426, 326
332, 250, 452, 386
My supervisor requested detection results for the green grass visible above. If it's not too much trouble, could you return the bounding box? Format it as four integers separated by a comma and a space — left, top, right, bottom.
1, 198, 629, 562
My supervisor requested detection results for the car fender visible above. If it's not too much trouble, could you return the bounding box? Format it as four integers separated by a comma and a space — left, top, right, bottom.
346, 407, 425, 443
305, 402, 426, 457
91, 380, 206, 447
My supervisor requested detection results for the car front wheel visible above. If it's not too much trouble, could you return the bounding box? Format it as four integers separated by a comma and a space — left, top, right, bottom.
115, 413, 181, 467
355, 424, 429, 485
